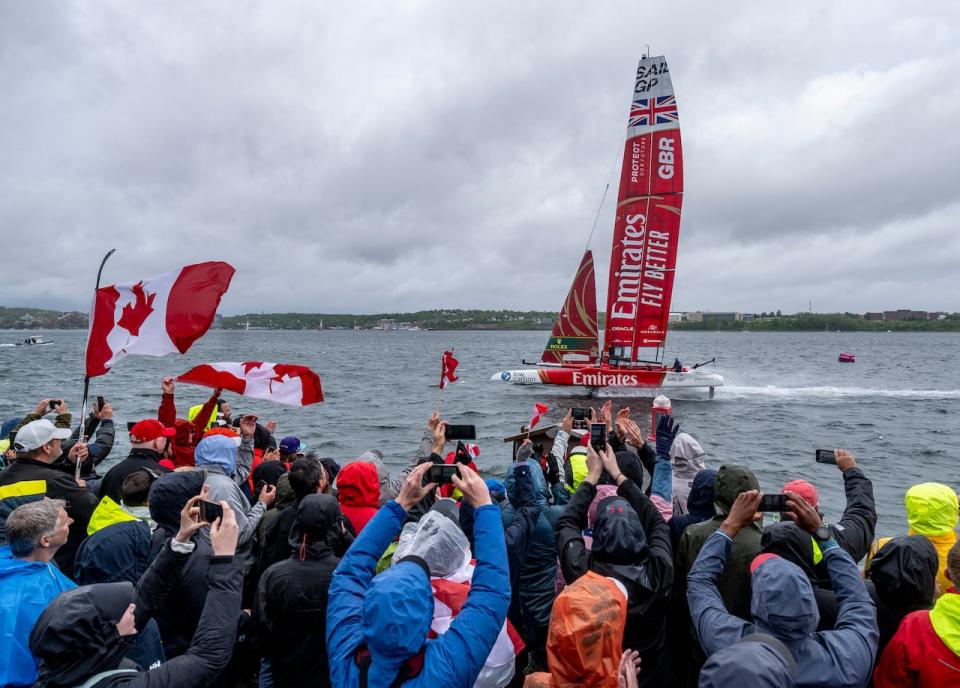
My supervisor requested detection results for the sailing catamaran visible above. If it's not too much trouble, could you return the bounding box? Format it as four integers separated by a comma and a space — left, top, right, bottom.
491, 55, 723, 395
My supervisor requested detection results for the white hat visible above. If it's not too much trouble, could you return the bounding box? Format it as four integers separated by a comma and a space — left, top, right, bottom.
13, 419, 71, 451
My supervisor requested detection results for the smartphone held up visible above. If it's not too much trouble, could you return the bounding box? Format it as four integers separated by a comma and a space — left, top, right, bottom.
423, 464, 459, 486
590, 423, 607, 451
815, 449, 837, 465
198, 500, 224, 524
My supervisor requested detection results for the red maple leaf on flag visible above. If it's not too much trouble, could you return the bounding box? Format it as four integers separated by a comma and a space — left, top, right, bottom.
117, 282, 156, 336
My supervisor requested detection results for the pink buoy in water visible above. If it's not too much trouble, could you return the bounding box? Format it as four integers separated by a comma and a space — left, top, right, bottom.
838, 352, 856, 363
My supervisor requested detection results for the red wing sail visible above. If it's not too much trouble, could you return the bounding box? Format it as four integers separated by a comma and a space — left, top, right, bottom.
605, 56, 683, 359
540, 250, 599, 364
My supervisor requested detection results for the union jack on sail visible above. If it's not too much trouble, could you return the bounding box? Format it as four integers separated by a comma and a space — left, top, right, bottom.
628, 95, 678, 128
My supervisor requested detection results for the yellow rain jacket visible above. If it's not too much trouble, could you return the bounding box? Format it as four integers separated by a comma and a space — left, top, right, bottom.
906, 483, 959, 594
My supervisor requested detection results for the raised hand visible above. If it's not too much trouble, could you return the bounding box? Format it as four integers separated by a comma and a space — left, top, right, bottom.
601, 400, 614, 429
239, 415, 257, 440
175, 487, 210, 542
265, 420, 277, 434
585, 442, 604, 484
451, 463, 492, 507
427, 410, 441, 432
162, 376, 175, 395
560, 409, 573, 434
53, 400, 68, 416
431, 420, 447, 455
396, 462, 438, 511
618, 650, 641, 688
621, 418, 645, 447
258, 483, 277, 507
34, 399, 52, 416
834, 449, 856, 473
68, 442, 88, 464
600, 444, 621, 481
720, 490, 762, 538
784, 490, 824, 534
655, 414, 680, 456
97, 402, 114, 421
210, 502, 239, 556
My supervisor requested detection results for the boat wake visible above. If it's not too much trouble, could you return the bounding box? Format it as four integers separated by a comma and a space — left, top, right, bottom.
720, 385, 960, 400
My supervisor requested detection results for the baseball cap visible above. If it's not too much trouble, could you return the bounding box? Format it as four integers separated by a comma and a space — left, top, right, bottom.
129, 419, 176, 444
13, 419, 71, 451
782, 479, 819, 507
279, 436, 304, 455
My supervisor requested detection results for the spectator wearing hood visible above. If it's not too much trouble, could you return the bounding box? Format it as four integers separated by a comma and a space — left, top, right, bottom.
0, 499, 76, 687
501, 449, 564, 674
257, 456, 337, 577
524, 571, 631, 688
871, 482, 958, 596
254, 494, 351, 688
874, 538, 960, 687
670, 469, 717, 550
865, 535, 938, 660
146, 472, 217, 659
697, 634, 798, 688
781, 449, 877, 574
0, 417, 97, 575
688, 489, 878, 688
670, 432, 707, 516
28, 495, 244, 688
393, 500, 525, 688
74, 493, 152, 586
336, 460, 381, 535
99, 419, 175, 504
327, 462, 511, 688
195, 434, 274, 561
674, 463, 762, 620
556, 441, 673, 688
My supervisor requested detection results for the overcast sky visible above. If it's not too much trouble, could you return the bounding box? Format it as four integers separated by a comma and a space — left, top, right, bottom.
2, 2, 959, 315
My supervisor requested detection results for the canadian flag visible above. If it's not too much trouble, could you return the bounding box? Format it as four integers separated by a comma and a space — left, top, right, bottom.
529, 402, 549, 430
177, 361, 323, 406
439, 350, 459, 390
86, 262, 234, 377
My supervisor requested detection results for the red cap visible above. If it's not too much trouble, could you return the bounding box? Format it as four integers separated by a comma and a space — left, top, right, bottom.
783, 479, 819, 507
750, 552, 781, 574
129, 419, 176, 443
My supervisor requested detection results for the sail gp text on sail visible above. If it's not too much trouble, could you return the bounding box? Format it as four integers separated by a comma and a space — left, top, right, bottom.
609, 212, 672, 322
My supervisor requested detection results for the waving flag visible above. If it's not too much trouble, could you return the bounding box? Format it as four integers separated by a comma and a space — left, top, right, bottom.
86, 261, 234, 377
439, 350, 459, 390
529, 402, 549, 430
177, 362, 323, 406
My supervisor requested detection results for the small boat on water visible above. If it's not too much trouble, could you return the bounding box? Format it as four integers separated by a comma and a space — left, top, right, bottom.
15, 335, 53, 346
838, 352, 855, 363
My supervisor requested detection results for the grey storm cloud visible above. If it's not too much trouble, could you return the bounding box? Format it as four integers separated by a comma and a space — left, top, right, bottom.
1, 1, 959, 315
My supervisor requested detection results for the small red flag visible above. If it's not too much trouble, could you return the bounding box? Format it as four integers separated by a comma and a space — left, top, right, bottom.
529, 402, 549, 430
440, 351, 459, 390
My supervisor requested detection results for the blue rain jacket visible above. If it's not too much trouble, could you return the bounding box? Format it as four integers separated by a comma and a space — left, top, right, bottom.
0, 545, 76, 686
327, 500, 511, 687
688, 530, 878, 688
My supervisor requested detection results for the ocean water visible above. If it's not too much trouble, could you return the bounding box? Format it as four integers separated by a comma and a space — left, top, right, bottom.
1, 328, 958, 536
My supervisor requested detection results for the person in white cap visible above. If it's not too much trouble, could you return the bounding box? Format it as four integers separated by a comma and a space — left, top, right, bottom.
0, 419, 97, 574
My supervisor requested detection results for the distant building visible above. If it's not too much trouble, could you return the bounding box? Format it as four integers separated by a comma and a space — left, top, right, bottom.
865, 310, 932, 321
884, 309, 931, 321
741, 313, 755, 321
376, 319, 396, 330
683, 311, 704, 322
701, 312, 742, 322
18, 314, 35, 326
668, 312, 683, 323
213, 313, 223, 329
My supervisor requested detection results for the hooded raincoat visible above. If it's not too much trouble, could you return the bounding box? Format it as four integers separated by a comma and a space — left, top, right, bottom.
255, 494, 346, 687
394, 509, 522, 688
556, 476, 672, 688
874, 585, 960, 687
336, 461, 381, 535
905, 482, 958, 595
524, 571, 628, 688
866, 535, 938, 658
326, 499, 511, 688
74, 496, 152, 585
0, 545, 76, 687
29, 539, 243, 688
670, 433, 707, 515
688, 530, 878, 688
669, 469, 716, 549
697, 634, 797, 688
501, 461, 564, 639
